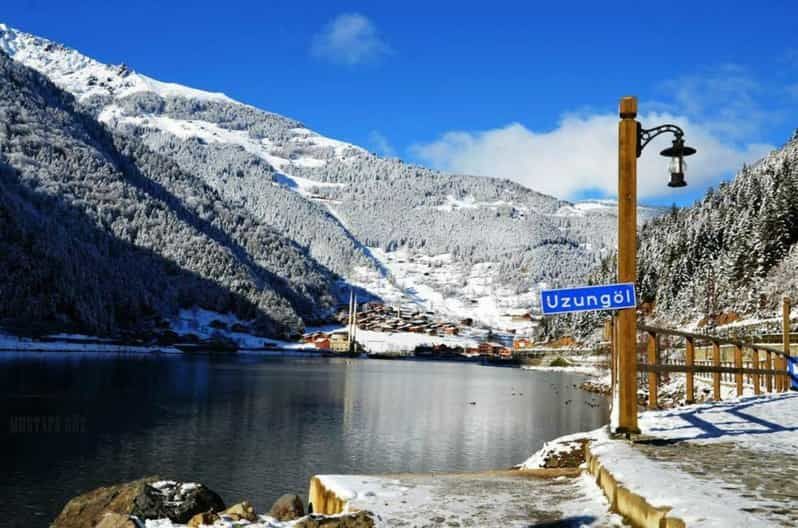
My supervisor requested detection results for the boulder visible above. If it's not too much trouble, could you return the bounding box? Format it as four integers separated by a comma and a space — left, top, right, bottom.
95, 513, 137, 528
221, 501, 257, 522
132, 480, 225, 523
53, 476, 159, 528
187, 511, 220, 527
269, 494, 305, 521
293, 511, 376, 528
52, 477, 225, 528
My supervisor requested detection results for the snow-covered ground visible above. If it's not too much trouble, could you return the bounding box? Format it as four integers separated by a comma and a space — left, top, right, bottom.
310, 472, 623, 528
0, 332, 181, 353
523, 392, 798, 527
170, 308, 314, 351
367, 248, 541, 332
638, 392, 798, 453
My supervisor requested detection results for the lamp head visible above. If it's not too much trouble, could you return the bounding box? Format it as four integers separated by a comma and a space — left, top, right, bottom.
660, 138, 696, 188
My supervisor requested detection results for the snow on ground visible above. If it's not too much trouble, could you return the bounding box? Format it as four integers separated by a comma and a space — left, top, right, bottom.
0, 332, 180, 353
522, 392, 798, 527
97, 110, 348, 195
368, 247, 540, 332
434, 194, 527, 213
314, 472, 624, 527
554, 200, 665, 220
589, 432, 778, 527
638, 392, 798, 454
171, 308, 314, 351
521, 364, 603, 375
520, 429, 607, 470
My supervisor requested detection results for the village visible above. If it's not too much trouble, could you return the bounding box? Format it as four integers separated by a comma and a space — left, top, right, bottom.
302, 299, 557, 362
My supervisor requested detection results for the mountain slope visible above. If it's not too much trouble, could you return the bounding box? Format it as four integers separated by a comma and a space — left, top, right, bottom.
0, 23, 663, 330
0, 49, 340, 338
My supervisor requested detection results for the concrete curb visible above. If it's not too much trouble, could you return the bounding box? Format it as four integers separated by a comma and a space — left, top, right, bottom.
585, 443, 686, 528
308, 476, 350, 515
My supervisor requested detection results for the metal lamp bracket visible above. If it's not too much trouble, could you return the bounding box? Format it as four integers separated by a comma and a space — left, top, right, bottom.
637, 123, 685, 158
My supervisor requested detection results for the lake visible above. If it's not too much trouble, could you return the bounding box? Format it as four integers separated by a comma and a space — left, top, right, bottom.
0, 352, 608, 525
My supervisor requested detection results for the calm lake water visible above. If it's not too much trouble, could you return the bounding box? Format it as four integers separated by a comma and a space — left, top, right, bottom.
0, 352, 608, 525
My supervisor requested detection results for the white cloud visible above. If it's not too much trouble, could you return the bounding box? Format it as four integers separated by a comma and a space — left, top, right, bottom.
412, 65, 791, 201
311, 13, 391, 66
369, 130, 395, 157
411, 112, 773, 201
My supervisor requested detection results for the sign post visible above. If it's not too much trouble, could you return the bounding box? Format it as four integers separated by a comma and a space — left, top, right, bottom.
617, 97, 640, 434
539, 281, 637, 433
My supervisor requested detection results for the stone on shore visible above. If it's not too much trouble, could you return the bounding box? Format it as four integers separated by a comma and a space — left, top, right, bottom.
95, 513, 137, 528
269, 493, 305, 521
221, 501, 257, 522
52, 477, 225, 527
187, 511, 220, 527
293, 511, 376, 528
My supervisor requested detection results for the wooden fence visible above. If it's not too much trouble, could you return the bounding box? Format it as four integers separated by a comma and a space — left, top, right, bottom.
607, 298, 793, 410
636, 324, 790, 408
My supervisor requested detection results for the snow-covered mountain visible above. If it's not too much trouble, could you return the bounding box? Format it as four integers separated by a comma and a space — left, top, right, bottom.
0, 23, 662, 332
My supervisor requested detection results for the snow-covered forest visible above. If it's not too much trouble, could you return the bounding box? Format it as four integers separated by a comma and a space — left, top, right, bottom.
0, 51, 338, 338
4, 22, 796, 341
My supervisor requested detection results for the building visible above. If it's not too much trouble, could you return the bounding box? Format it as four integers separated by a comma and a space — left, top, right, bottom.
329, 332, 350, 353
478, 342, 505, 356
513, 337, 534, 351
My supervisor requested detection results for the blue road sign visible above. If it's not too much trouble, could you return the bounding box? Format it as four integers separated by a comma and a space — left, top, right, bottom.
789, 357, 798, 390
540, 283, 636, 315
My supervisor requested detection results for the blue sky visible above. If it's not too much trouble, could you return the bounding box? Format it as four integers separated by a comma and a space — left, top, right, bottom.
4, 1, 798, 205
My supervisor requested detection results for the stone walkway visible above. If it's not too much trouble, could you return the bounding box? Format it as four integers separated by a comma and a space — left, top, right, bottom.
626, 392, 798, 527
316, 471, 625, 528
634, 441, 798, 527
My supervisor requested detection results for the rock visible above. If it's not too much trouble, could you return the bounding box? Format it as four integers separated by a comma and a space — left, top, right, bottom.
52, 476, 160, 528
133, 480, 225, 523
293, 510, 376, 528
187, 511, 220, 527
269, 493, 305, 521
51, 477, 225, 528
95, 513, 136, 528
221, 501, 257, 522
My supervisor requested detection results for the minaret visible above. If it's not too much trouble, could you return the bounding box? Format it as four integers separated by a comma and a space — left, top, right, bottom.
347, 290, 354, 344
353, 294, 358, 352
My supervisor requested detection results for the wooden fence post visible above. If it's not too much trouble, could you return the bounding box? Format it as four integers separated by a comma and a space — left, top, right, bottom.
712, 341, 721, 400
752, 349, 761, 395
686, 337, 695, 404
609, 317, 616, 392
784, 296, 791, 392
734, 344, 743, 396
647, 331, 658, 410
766, 351, 773, 393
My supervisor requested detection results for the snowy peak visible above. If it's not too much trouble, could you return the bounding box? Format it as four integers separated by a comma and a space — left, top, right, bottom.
0, 23, 232, 104
0, 23, 367, 178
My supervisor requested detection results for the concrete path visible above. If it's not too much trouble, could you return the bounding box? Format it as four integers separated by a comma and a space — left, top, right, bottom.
634, 441, 798, 526
314, 470, 625, 527
583, 392, 798, 527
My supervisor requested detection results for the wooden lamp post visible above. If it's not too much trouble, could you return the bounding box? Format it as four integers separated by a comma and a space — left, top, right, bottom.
615, 96, 696, 434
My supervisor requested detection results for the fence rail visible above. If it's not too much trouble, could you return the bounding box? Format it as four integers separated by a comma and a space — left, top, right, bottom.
607, 300, 793, 411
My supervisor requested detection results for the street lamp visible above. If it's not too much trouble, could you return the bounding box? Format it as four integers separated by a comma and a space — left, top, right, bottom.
637, 123, 697, 188
615, 97, 696, 435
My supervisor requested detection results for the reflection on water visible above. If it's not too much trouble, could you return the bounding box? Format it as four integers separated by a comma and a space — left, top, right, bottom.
0, 353, 608, 525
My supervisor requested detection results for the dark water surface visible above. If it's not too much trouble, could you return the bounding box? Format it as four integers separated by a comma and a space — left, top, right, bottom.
0, 352, 608, 525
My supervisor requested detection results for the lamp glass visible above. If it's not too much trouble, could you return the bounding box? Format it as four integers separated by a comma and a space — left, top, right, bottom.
668, 156, 686, 176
